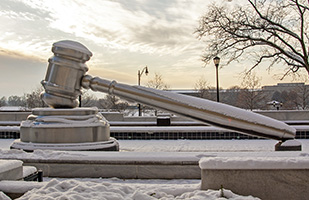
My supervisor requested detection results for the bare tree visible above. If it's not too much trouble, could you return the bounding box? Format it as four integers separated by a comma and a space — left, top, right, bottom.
7, 95, 26, 107
99, 94, 129, 111
296, 83, 309, 109
147, 73, 169, 90
146, 73, 169, 115
222, 86, 242, 107
0, 97, 6, 107
79, 91, 98, 107
278, 90, 299, 109
278, 83, 309, 109
269, 87, 307, 110
194, 77, 212, 99
25, 87, 46, 108
292, 75, 309, 109
104, 95, 119, 109
196, 0, 309, 78
238, 72, 265, 110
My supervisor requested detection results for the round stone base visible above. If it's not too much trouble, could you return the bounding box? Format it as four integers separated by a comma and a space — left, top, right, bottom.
10, 138, 119, 152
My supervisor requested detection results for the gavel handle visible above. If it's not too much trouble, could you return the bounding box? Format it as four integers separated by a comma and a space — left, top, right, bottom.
81, 74, 295, 140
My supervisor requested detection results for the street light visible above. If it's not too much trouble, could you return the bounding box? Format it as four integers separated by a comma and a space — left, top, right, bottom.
137, 66, 149, 116
138, 66, 149, 86
213, 56, 220, 102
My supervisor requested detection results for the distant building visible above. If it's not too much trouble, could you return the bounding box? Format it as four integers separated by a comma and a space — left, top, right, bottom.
262, 83, 308, 92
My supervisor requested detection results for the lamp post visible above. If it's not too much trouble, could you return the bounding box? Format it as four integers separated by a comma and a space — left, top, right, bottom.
213, 56, 220, 102
137, 66, 149, 116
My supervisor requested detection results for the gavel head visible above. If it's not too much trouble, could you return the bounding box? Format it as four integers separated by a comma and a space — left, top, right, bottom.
41, 40, 93, 108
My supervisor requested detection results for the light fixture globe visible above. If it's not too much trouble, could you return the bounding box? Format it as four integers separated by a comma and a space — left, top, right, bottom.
213, 56, 220, 66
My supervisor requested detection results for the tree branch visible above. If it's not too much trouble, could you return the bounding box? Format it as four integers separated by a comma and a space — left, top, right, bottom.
196, 0, 309, 76
248, 0, 301, 41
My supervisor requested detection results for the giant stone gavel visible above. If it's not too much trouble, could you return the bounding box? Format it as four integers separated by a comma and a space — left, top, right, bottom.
41, 40, 296, 141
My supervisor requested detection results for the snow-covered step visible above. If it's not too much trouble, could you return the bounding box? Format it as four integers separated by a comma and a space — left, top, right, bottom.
0, 162, 42, 199
0, 181, 45, 199
199, 156, 309, 200
0, 160, 23, 181
0, 159, 41, 182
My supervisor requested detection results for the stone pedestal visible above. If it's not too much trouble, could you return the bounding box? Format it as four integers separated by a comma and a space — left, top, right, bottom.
11, 107, 119, 151
275, 139, 302, 151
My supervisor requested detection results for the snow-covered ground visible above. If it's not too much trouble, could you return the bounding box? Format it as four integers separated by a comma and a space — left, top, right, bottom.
9, 178, 259, 200
0, 178, 259, 200
119, 139, 282, 152
3, 138, 309, 152
1, 139, 308, 200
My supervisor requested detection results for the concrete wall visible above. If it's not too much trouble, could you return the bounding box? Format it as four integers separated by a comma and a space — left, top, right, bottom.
201, 169, 309, 200
22, 159, 200, 179
101, 112, 124, 121
0, 112, 31, 122
200, 156, 309, 200
256, 110, 309, 121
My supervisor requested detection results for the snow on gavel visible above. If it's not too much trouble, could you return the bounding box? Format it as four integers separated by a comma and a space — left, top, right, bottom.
41, 40, 296, 141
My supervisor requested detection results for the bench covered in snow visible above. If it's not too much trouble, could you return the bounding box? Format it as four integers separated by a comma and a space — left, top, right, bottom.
199, 156, 309, 200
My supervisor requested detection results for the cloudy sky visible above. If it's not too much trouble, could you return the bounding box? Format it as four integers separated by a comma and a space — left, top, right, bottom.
0, 0, 303, 98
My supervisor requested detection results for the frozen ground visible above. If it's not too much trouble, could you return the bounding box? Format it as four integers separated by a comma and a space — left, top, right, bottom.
1, 139, 308, 199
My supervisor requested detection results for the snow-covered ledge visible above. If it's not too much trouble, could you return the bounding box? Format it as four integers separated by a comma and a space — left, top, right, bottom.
0, 160, 23, 181
199, 157, 309, 200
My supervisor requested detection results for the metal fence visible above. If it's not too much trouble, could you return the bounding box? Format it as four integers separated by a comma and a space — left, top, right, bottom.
1, 128, 309, 140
